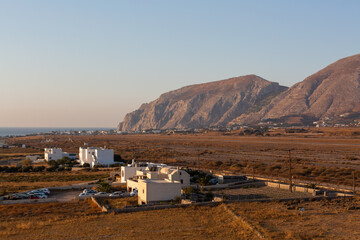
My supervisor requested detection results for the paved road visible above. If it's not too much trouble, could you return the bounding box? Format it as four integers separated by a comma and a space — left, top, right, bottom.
51, 190, 83, 202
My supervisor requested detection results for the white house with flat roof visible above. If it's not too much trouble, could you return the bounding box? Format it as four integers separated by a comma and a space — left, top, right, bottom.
79, 147, 114, 167
119, 160, 167, 183
44, 148, 64, 161
44, 148, 76, 161
123, 161, 190, 204
137, 179, 181, 205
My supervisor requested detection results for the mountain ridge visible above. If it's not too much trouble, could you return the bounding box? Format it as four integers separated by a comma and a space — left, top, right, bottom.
117, 75, 288, 131
117, 54, 360, 131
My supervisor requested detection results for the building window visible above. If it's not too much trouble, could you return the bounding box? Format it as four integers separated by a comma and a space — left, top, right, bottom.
180, 172, 182, 175
181, 179, 183, 184
143, 189, 145, 194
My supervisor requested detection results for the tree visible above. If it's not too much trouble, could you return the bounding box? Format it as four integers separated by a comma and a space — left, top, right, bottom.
98, 182, 112, 193
183, 186, 196, 194
47, 160, 58, 167
205, 191, 214, 201
33, 166, 46, 172
114, 154, 124, 162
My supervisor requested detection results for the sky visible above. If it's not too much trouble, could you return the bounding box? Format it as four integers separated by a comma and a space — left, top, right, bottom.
1, 0, 360, 128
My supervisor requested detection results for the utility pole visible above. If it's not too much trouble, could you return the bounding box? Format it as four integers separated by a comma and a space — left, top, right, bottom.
289, 150, 293, 193
353, 171, 356, 194
132, 144, 136, 160
252, 167, 255, 182
165, 148, 168, 162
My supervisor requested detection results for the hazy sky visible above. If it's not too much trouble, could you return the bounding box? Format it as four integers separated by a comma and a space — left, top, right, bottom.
1, 1, 360, 128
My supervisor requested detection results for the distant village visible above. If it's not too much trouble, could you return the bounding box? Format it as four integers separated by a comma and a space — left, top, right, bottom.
1, 118, 360, 140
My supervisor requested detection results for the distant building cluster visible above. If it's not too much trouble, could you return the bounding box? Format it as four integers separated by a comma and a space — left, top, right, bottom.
43, 147, 115, 167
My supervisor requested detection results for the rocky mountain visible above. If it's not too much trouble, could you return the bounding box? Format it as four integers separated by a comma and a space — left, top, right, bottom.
118, 54, 360, 131
117, 75, 287, 131
231, 54, 360, 125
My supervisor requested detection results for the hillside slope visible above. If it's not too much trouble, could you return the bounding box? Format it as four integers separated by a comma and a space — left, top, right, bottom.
117, 75, 287, 131
231, 54, 360, 125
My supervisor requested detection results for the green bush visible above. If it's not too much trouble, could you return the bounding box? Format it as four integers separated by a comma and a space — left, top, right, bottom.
98, 181, 112, 193
173, 196, 181, 203
205, 191, 214, 201
33, 166, 46, 172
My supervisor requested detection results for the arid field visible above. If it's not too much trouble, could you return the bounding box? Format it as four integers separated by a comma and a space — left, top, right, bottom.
4, 128, 360, 188
1, 197, 359, 239
1, 129, 360, 239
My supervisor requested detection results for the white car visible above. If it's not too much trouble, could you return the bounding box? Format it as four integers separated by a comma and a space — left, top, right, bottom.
28, 193, 48, 199
109, 192, 123, 197
130, 189, 138, 197
36, 194, 48, 199
83, 189, 98, 194
39, 188, 50, 195
79, 192, 93, 197
94, 192, 109, 196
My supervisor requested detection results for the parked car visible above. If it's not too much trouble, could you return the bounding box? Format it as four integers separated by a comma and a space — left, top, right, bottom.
27, 193, 48, 199
7, 193, 29, 200
109, 191, 123, 197
39, 188, 50, 195
83, 189, 98, 194
28, 190, 46, 195
79, 192, 93, 197
35, 194, 48, 199
29, 195, 40, 199
94, 192, 109, 196
130, 189, 138, 197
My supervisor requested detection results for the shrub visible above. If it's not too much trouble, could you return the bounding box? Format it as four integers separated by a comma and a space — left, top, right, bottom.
114, 154, 124, 162
110, 163, 122, 167
22, 158, 32, 166
33, 166, 46, 172
205, 191, 214, 201
183, 186, 196, 194
21, 166, 33, 172
46, 166, 57, 172
173, 196, 181, 203
98, 182, 112, 193
82, 163, 90, 167
48, 160, 58, 167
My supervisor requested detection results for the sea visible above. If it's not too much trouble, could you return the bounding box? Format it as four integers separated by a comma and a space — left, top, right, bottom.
0, 127, 115, 137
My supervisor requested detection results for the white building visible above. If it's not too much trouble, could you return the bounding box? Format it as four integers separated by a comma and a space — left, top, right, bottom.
44, 148, 64, 161
137, 179, 181, 205
122, 161, 190, 204
0, 140, 8, 148
44, 148, 77, 161
26, 155, 41, 162
120, 160, 167, 183
79, 147, 114, 167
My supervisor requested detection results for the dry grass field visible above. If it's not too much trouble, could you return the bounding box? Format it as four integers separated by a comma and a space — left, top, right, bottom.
5, 129, 360, 187
1, 129, 360, 239
0, 171, 109, 195
227, 197, 360, 239
0, 201, 243, 240
1, 197, 359, 239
